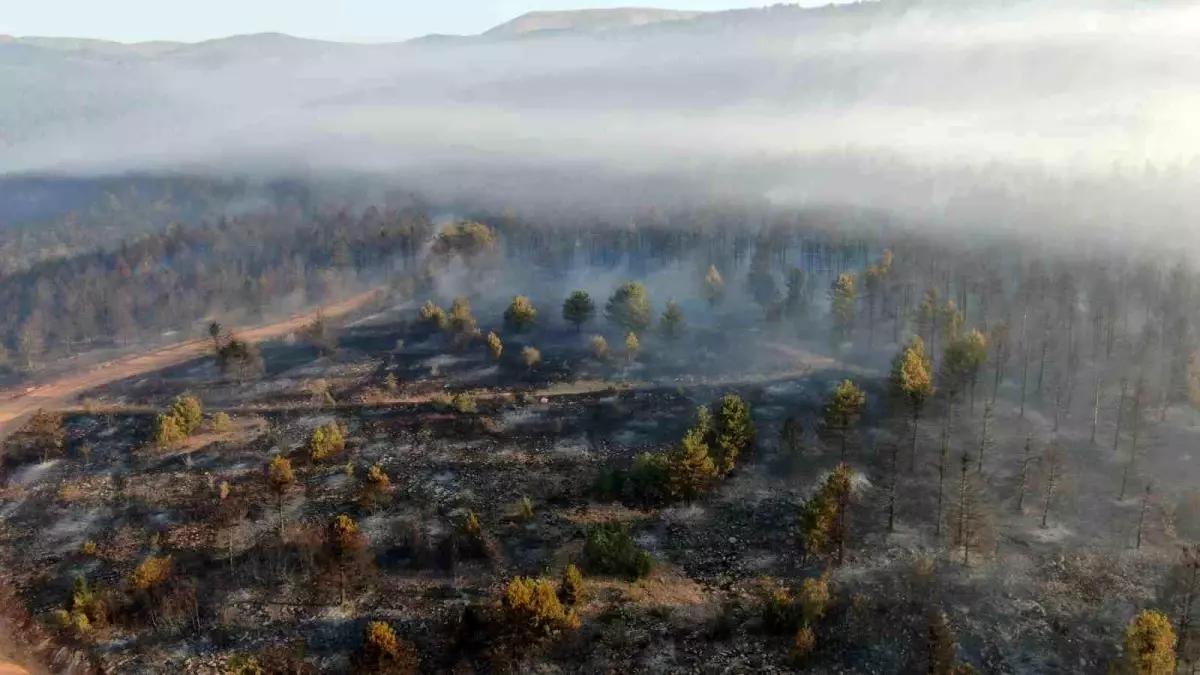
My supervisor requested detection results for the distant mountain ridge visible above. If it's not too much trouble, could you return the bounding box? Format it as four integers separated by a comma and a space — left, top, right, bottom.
485, 7, 705, 36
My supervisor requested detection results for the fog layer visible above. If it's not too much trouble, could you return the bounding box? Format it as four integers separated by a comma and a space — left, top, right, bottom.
3, 1, 1200, 247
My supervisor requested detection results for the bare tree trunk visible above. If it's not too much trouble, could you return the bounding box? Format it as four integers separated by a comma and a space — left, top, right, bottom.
836, 487, 848, 567
1036, 332, 1049, 395
991, 343, 1005, 405
957, 453, 970, 565
1041, 449, 1062, 529
910, 407, 921, 472
936, 401, 953, 538
1019, 309, 1030, 418
1017, 435, 1034, 513
1112, 379, 1128, 458
1091, 375, 1102, 444
888, 442, 899, 533
1176, 547, 1200, 670
1119, 382, 1144, 501
278, 494, 286, 541
1136, 483, 1152, 549
977, 402, 993, 475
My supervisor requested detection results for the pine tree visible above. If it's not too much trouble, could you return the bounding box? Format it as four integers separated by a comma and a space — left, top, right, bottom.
823, 380, 866, 460
710, 394, 754, 475
891, 337, 935, 471
504, 296, 538, 333
667, 409, 718, 504
1122, 610, 1177, 675
562, 290, 596, 331
830, 273, 858, 342
589, 335, 610, 360
328, 514, 367, 605
605, 282, 652, 334
704, 265, 725, 307
799, 463, 853, 565
659, 300, 685, 341
559, 564, 585, 606
624, 332, 640, 363
266, 456, 295, 540
486, 331, 503, 361
208, 321, 223, 354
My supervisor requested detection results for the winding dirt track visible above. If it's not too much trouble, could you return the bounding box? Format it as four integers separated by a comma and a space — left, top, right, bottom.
0, 289, 384, 438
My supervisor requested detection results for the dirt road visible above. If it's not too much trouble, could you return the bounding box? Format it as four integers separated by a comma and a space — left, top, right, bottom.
0, 288, 384, 438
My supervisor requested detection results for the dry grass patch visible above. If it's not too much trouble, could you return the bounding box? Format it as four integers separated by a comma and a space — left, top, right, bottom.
559, 504, 657, 526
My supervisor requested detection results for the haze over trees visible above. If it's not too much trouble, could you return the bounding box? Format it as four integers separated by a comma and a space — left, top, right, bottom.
7, 3, 1200, 672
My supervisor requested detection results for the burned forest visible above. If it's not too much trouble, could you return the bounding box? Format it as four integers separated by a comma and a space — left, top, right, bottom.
5, 0, 1200, 672
1, 183, 1200, 674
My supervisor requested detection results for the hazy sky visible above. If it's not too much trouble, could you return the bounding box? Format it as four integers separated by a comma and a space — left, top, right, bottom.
0, 0, 830, 43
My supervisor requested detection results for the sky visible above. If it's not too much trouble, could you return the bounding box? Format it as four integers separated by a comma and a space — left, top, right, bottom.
0, 0, 818, 43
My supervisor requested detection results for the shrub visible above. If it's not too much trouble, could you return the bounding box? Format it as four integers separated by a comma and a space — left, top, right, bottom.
759, 578, 797, 633
367, 465, 391, 489
153, 413, 188, 449
360, 620, 418, 674
521, 346, 541, 369
451, 393, 477, 414
590, 335, 610, 360
384, 372, 399, 393
80, 540, 98, 556
517, 496, 535, 521
799, 574, 831, 626
793, 625, 817, 661
594, 465, 626, 500
418, 300, 447, 331
309, 421, 346, 461
361, 465, 393, 513
171, 394, 204, 435
627, 452, 670, 505
52, 608, 72, 630
68, 575, 108, 629
217, 335, 265, 380
226, 654, 265, 675
464, 510, 483, 538
130, 555, 173, 591
211, 412, 232, 432
559, 564, 585, 606
501, 577, 581, 636
504, 296, 538, 332
486, 332, 503, 361
584, 523, 654, 580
